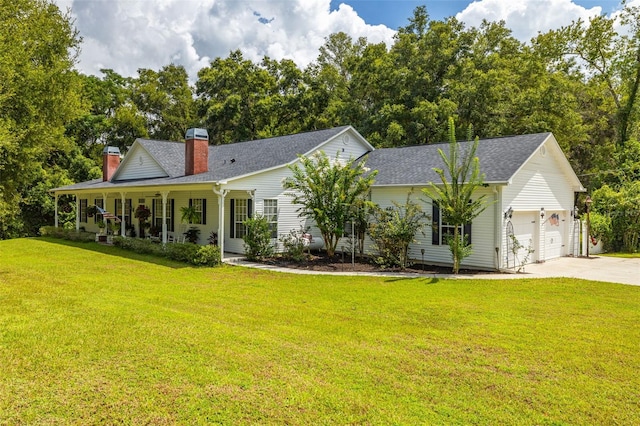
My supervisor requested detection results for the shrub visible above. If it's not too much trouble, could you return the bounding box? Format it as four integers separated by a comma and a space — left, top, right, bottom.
40, 226, 95, 242
193, 245, 221, 266
242, 215, 274, 261
112, 237, 162, 256
163, 242, 199, 264
367, 197, 427, 269
184, 227, 200, 244
112, 236, 221, 267
279, 227, 308, 262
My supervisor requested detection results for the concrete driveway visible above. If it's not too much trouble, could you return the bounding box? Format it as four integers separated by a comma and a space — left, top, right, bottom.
228, 254, 640, 286
484, 256, 640, 286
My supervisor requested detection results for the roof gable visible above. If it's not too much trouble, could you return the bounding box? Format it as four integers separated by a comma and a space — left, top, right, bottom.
367, 133, 582, 188
111, 140, 170, 181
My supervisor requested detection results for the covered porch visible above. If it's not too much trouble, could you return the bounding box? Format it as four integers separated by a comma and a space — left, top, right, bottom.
51, 184, 256, 258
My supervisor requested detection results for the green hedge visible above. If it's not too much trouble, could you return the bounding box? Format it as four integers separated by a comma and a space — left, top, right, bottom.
40, 226, 96, 242
112, 237, 221, 267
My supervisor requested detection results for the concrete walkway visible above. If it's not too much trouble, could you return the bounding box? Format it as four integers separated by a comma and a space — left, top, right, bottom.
224, 255, 640, 286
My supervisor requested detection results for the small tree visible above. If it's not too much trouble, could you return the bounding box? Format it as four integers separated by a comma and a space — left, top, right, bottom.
283, 151, 376, 257
367, 196, 427, 269
423, 118, 490, 274
242, 215, 274, 261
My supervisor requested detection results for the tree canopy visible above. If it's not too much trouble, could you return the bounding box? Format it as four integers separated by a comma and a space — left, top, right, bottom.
2, 1, 640, 240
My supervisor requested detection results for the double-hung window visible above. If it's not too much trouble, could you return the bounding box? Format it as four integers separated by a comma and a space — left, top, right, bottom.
431, 202, 472, 245
263, 199, 278, 238
152, 198, 175, 231
188, 198, 206, 225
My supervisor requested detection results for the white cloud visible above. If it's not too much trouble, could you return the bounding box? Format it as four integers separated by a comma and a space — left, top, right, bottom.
456, 0, 605, 41
54, 0, 395, 82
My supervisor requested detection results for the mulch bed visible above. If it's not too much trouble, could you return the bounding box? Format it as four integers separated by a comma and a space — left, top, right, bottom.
258, 252, 492, 276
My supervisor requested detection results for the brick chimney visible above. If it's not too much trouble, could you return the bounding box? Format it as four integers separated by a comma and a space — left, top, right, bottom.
102, 146, 121, 182
185, 128, 209, 176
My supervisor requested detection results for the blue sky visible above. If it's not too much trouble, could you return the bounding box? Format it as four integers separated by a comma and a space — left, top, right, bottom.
330, 1, 472, 28
54, 0, 634, 82
330, 0, 624, 29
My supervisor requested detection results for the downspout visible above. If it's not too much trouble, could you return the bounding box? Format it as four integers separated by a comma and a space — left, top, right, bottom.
213, 185, 228, 259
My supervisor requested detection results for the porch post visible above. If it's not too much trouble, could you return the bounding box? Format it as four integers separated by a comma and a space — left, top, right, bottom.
162, 191, 169, 244
120, 192, 126, 237
213, 186, 227, 258
75, 195, 79, 231
54, 194, 59, 228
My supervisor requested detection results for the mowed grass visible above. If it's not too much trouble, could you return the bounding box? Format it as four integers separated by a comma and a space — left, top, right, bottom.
1, 239, 639, 424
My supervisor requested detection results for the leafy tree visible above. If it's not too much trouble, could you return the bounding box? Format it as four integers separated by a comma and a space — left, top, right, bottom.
131, 64, 196, 141
535, 2, 640, 147
422, 118, 490, 273
591, 179, 640, 252
0, 0, 85, 238
283, 151, 376, 257
367, 195, 427, 269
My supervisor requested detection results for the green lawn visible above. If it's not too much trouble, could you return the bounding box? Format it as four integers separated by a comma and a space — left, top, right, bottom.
601, 252, 640, 258
1, 238, 639, 424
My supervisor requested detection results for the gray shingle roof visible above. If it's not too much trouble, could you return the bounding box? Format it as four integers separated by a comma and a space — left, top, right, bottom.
53, 126, 351, 191
366, 133, 551, 186
139, 125, 353, 182
52, 129, 552, 192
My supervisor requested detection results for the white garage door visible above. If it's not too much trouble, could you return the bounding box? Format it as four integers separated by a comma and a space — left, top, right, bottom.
544, 211, 566, 260
507, 212, 538, 267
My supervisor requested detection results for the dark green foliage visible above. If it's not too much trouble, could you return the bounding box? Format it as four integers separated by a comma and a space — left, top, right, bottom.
111, 236, 221, 266
283, 151, 376, 257
242, 215, 274, 261
367, 197, 427, 269
591, 181, 640, 252
39, 226, 96, 242
1, 0, 85, 237
183, 227, 200, 244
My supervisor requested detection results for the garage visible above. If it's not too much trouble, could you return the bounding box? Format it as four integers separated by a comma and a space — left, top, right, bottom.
506, 212, 538, 267
544, 211, 567, 260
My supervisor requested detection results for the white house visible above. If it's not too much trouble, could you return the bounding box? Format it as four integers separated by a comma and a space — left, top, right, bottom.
51, 126, 585, 270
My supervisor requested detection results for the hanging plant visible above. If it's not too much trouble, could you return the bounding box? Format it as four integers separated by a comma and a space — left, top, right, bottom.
134, 205, 151, 222
180, 205, 200, 224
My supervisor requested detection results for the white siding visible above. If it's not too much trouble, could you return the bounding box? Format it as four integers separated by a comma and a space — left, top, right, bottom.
116, 146, 168, 181
369, 186, 496, 270
501, 140, 578, 267
315, 130, 371, 163
223, 167, 310, 253
221, 133, 371, 254
503, 141, 575, 211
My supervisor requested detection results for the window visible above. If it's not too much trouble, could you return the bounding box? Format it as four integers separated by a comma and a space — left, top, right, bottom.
115, 198, 132, 225
79, 199, 88, 223
263, 199, 278, 238
431, 202, 472, 245
230, 198, 253, 238
152, 198, 174, 232
94, 198, 104, 224
188, 198, 206, 225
